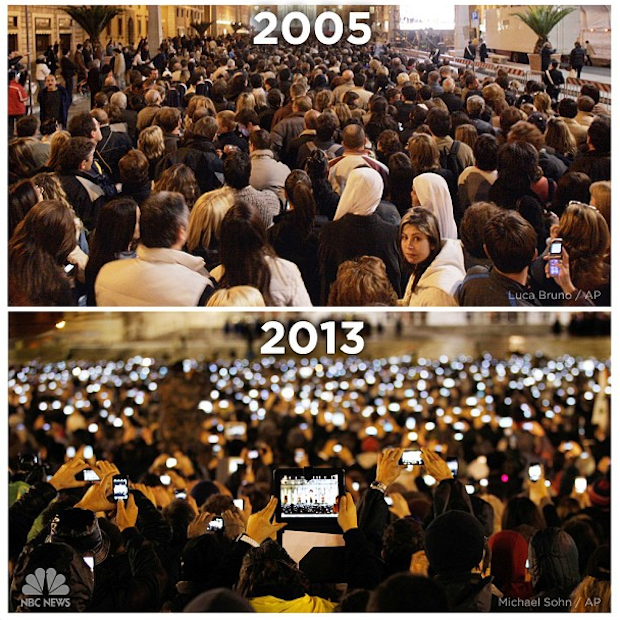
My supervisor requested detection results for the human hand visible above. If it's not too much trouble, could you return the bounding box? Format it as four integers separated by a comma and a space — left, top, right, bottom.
246, 496, 286, 543
337, 492, 358, 533
376, 447, 405, 487
131, 483, 157, 507
48, 458, 89, 491
75, 472, 116, 513
187, 511, 215, 538
545, 247, 576, 295
222, 509, 245, 540
172, 451, 195, 477
421, 448, 453, 482
152, 485, 173, 509
240, 496, 253, 527
387, 492, 411, 519
115, 495, 138, 531
91, 460, 120, 481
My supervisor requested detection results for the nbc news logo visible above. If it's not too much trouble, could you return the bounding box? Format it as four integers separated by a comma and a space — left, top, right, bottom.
20, 568, 71, 608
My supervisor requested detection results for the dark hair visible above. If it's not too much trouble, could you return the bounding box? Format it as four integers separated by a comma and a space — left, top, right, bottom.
119, 149, 149, 186
237, 539, 308, 600
40, 118, 59, 136
153, 164, 199, 210
235, 108, 259, 126
9, 200, 76, 306
557, 97, 578, 119
316, 112, 338, 142
426, 107, 451, 137
85, 198, 139, 304
223, 151, 251, 189
353, 73, 366, 87
218, 200, 275, 304
15, 115, 39, 138
580, 83, 600, 105
58, 137, 95, 172
9, 179, 40, 238
154, 107, 181, 133
249, 128, 271, 151
284, 170, 316, 238
496, 141, 539, 189
267, 88, 283, 108
367, 574, 449, 612
382, 517, 425, 572
8, 139, 39, 183
502, 496, 546, 531
588, 115, 610, 152
551, 172, 592, 217
483, 210, 537, 274
139, 191, 188, 248
67, 112, 97, 138
460, 201, 502, 259
473, 133, 499, 171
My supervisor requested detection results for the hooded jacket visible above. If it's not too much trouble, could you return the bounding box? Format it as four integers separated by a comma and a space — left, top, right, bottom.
401, 239, 465, 307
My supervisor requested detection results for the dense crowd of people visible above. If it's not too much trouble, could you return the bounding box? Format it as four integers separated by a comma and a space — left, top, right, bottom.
8, 33, 611, 307
9, 349, 611, 611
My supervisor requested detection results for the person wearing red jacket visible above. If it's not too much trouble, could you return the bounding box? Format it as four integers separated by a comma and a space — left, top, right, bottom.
8, 70, 28, 137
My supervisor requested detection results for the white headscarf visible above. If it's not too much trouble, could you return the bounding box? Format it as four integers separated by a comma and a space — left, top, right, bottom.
334, 167, 384, 221
412, 173, 458, 239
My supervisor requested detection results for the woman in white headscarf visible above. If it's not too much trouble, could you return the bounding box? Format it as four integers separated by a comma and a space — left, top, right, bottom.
319, 167, 402, 304
411, 173, 458, 239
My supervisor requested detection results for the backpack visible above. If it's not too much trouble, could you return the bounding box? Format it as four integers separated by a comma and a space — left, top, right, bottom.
306, 141, 341, 161
439, 140, 465, 180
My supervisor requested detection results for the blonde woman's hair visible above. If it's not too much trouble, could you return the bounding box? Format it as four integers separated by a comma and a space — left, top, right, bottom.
46, 130, 71, 171
455, 124, 478, 150
533, 92, 553, 115
571, 577, 610, 613
236, 92, 256, 114
557, 201, 610, 289
186, 186, 236, 252
138, 125, 165, 160
206, 285, 266, 307
544, 117, 577, 156
589, 181, 610, 230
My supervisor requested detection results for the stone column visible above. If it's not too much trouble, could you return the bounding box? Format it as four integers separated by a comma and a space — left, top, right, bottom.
148, 5, 162, 50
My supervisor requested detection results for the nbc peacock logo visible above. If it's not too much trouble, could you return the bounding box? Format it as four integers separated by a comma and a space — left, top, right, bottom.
20, 568, 71, 608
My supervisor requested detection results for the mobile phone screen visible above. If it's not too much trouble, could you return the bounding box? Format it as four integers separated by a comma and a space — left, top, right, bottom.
528, 464, 542, 482
208, 516, 224, 531
447, 457, 458, 476
233, 498, 244, 510
400, 449, 423, 467
113, 476, 129, 501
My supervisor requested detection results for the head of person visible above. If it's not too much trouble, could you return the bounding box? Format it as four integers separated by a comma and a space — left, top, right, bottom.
460, 201, 502, 259
8, 139, 39, 182
334, 167, 383, 220
341, 123, 366, 150
483, 210, 537, 275
153, 164, 199, 210
528, 527, 580, 594
488, 530, 531, 597
144, 88, 162, 106
154, 107, 182, 134
138, 125, 165, 161
496, 141, 540, 187
552, 201, 610, 286
218, 200, 274, 304
499, 106, 526, 136
544, 117, 576, 155
366, 574, 449, 612
223, 151, 251, 190
411, 173, 455, 237
558, 97, 578, 119
68, 113, 102, 143
454, 123, 478, 150
551, 171, 592, 218
9, 179, 41, 239
249, 128, 272, 152
284, 169, 316, 233
10, 542, 94, 612
315, 112, 338, 142
186, 186, 235, 254
206, 286, 266, 307
15, 115, 39, 138
139, 191, 189, 250
399, 207, 441, 271
328, 256, 397, 306
44, 74, 57, 90
571, 544, 611, 613
589, 181, 611, 230
237, 539, 309, 600
407, 133, 440, 175
587, 115, 610, 152
507, 120, 544, 150
473, 133, 499, 171
119, 149, 150, 188
382, 517, 425, 572
216, 110, 237, 134
426, 107, 452, 138
424, 510, 486, 576
58, 137, 96, 173
235, 109, 260, 136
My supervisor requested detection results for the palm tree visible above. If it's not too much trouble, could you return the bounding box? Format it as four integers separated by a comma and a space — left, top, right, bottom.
190, 21, 214, 38
62, 7, 124, 46
512, 6, 575, 53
